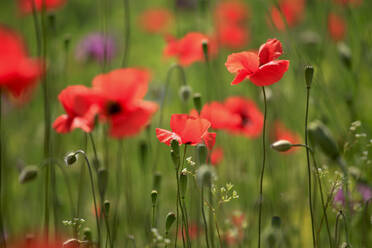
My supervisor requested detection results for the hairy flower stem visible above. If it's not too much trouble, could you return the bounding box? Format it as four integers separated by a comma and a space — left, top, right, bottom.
40, 0, 52, 237
305, 86, 317, 248
201, 187, 210, 248
311, 152, 333, 248
75, 150, 101, 248
0, 93, 6, 248
121, 0, 130, 67
257, 86, 267, 248
208, 185, 215, 248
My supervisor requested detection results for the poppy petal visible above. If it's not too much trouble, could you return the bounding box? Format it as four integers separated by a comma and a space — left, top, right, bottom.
225, 52, 259, 74
156, 128, 182, 146
53, 115, 72, 133
231, 70, 249, 85
249, 60, 289, 86
258, 39, 283, 65
203, 132, 216, 150
179, 118, 211, 145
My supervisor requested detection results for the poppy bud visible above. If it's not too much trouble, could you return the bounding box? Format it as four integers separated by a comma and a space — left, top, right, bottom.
196, 164, 216, 187
151, 190, 158, 206
305, 65, 314, 88
202, 40, 209, 60
65, 152, 77, 166
271, 216, 281, 228
179, 85, 192, 102
139, 139, 148, 166
18, 165, 38, 184
308, 120, 339, 160
338, 42, 352, 70
179, 170, 188, 198
271, 140, 293, 152
92, 157, 100, 170
83, 227, 92, 242
171, 139, 180, 167
193, 93, 202, 114
103, 200, 110, 217
48, 13, 56, 33
165, 212, 176, 233
64, 34, 71, 50
197, 143, 208, 164
153, 172, 162, 192
63, 238, 80, 248
98, 168, 108, 197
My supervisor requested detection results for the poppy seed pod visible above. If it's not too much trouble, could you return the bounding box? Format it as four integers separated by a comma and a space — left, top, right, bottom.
179, 170, 188, 198
98, 168, 108, 197
64, 152, 77, 166
165, 212, 176, 232
151, 190, 158, 206
63, 238, 81, 248
271, 140, 293, 152
103, 200, 110, 217
308, 120, 339, 160
196, 164, 216, 187
171, 139, 180, 167
305, 65, 314, 88
18, 165, 39, 184
197, 143, 208, 164
338, 42, 352, 70
271, 216, 281, 228
179, 85, 192, 102
193, 93, 202, 113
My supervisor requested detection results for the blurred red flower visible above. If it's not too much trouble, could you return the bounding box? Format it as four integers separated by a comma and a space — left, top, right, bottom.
178, 222, 201, 241
139, 8, 173, 34
214, 1, 250, 49
269, 0, 305, 31
18, 0, 66, 14
191, 102, 241, 130
92, 68, 158, 138
328, 13, 346, 41
210, 147, 224, 166
10, 235, 63, 248
0, 27, 42, 98
273, 121, 301, 153
164, 32, 218, 67
225, 38, 289, 86
156, 114, 216, 149
224, 97, 263, 138
53, 85, 102, 133
214, 1, 250, 25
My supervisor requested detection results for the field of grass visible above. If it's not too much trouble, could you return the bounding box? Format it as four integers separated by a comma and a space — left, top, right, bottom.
0, 0, 371, 247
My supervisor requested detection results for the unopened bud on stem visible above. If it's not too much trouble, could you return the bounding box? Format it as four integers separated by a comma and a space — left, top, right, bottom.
271, 140, 293, 152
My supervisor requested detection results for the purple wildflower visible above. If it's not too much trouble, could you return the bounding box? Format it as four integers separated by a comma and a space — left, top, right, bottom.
334, 188, 345, 206
75, 33, 116, 64
357, 183, 372, 203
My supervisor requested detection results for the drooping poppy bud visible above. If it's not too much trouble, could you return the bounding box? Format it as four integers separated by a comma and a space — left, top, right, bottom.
65, 152, 77, 166
338, 42, 352, 70
305, 65, 314, 88
196, 164, 216, 187
165, 212, 176, 233
308, 120, 340, 160
83, 227, 92, 242
103, 200, 110, 217
271, 140, 293, 152
171, 139, 181, 168
179, 85, 192, 102
18, 165, 39, 184
151, 190, 158, 206
193, 93, 202, 114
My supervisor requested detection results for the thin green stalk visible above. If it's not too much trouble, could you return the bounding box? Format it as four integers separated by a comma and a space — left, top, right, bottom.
112, 140, 123, 246
310, 152, 333, 248
179, 145, 191, 248
208, 185, 214, 248
75, 150, 101, 248
0, 92, 6, 248
257, 86, 267, 248
305, 86, 316, 248
201, 187, 210, 248
121, 0, 130, 67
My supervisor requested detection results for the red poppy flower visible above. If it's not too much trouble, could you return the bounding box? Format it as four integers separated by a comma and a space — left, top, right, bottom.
216, 24, 250, 49
164, 32, 218, 67
191, 102, 241, 130
18, 0, 66, 14
0, 27, 42, 98
156, 114, 216, 149
224, 97, 263, 138
328, 13, 347, 42
10, 235, 63, 248
139, 8, 173, 34
272, 121, 301, 153
178, 222, 201, 241
210, 147, 224, 166
269, 0, 305, 31
53, 85, 102, 134
214, 1, 250, 26
92, 68, 158, 138
225, 38, 289, 86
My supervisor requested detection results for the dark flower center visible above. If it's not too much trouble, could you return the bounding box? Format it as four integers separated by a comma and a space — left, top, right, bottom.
240, 114, 251, 127
106, 101, 122, 115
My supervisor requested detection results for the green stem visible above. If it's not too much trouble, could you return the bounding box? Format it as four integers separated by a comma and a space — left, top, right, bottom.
0, 93, 6, 248
257, 86, 267, 248
112, 140, 123, 246
305, 86, 316, 248
75, 150, 101, 248
201, 187, 210, 248
208, 185, 214, 248
121, 0, 130, 67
